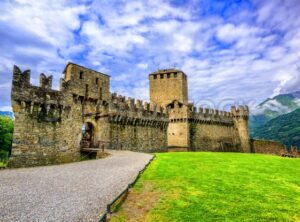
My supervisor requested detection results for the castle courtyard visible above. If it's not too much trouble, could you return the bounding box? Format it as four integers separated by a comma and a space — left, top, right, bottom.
0, 150, 152, 222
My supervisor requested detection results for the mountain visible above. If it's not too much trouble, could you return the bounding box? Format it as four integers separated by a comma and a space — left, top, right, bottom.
250, 91, 300, 132
256, 91, 300, 119
0, 111, 14, 119
252, 108, 300, 148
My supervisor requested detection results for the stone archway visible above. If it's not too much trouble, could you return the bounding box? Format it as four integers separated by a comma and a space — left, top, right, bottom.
81, 122, 95, 148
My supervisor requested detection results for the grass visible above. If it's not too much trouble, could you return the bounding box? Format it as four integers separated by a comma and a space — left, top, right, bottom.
110, 152, 300, 222
0, 161, 7, 168
0, 151, 9, 168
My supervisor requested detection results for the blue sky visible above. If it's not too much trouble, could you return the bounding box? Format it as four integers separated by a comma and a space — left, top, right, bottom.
0, 0, 300, 112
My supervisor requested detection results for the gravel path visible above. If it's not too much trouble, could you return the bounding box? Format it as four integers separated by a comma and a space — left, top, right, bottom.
0, 150, 153, 222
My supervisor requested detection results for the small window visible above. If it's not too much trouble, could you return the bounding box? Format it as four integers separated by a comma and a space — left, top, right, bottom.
160, 74, 164, 79
153, 74, 157, 79
100, 87, 102, 100
174, 72, 177, 78
79, 71, 84, 79
167, 73, 170, 78
96, 78, 99, 85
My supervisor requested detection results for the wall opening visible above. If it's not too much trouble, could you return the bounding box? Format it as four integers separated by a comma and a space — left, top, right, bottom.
81, 122, 94, 148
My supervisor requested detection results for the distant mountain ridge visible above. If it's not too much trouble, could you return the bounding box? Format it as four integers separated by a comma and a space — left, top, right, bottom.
252, 108, 300, 148
250, 91, 300, 149
250, 91, 300, 130
0, 111, 14, 118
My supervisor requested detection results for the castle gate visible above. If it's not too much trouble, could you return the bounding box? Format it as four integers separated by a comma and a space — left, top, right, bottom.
81, 122, 95, 148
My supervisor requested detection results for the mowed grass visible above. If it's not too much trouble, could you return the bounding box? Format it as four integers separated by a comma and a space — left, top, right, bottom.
111, 152, 300, 222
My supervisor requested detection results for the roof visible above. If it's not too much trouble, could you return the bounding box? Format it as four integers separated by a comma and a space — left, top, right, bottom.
63, 62, 110, 77
149, 68, 186, 76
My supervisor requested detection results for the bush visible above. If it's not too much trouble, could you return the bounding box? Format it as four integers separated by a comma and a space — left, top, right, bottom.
0, 150, 9, 167
0, 116, 14, 154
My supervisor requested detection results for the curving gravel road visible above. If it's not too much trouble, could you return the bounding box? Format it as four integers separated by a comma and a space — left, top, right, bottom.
0, 150, 153, 222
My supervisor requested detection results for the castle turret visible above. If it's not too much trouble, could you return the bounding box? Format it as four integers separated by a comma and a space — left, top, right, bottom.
231, 105, 251, 152
167, 100, 190, 149
149, 69, 188, 107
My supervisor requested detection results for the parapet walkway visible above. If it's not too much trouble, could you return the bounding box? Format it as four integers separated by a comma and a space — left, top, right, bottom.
0, 150, 153, 222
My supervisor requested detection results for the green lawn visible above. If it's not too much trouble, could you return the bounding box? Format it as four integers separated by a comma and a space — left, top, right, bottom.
111, 152, 300, 222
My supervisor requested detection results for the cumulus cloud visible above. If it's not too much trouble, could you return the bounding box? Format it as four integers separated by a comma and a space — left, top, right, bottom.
1, 0, 300, 113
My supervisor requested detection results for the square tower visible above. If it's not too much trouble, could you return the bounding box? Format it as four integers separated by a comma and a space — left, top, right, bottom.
149, 69, 188, 107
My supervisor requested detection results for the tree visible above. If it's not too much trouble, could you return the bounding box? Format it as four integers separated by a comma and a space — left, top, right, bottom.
0, 116, 14, 154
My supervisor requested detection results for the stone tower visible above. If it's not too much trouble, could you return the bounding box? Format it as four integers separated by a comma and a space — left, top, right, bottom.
231, 106, 251, 152
167, 100, 191, 149
149, 69, 189, 150
149, 69, 188, 107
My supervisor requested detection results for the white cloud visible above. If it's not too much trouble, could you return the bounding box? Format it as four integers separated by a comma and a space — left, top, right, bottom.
0, 106, 12, 112
216, 23, 261, 43
137, 63, 149, 69
1, 0, 300, 113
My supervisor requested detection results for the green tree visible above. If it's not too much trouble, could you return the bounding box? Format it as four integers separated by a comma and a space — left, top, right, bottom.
0, 116, 14, 154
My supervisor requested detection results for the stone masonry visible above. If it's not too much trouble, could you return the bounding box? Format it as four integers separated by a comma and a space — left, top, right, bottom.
9, 63, 252, 167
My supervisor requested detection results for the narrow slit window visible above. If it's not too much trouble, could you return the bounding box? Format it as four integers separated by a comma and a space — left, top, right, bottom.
96, 78, 99, 85
79, 71, 84, 79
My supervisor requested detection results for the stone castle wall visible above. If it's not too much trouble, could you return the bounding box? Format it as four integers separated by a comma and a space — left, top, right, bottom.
9, 66, 83, 167
190, 123, 241, 152
9, 63, 255, 168
189, 107, 240, 152
167, 101, 247, 151
250, 139, 286, 155
108, 93, 168, 152
9, 64, 170, 167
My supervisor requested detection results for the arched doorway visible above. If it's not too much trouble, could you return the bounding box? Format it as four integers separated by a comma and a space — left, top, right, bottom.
81, 122, 94, 148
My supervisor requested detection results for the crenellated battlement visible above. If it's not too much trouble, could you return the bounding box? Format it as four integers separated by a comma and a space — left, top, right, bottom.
11, 66, 71, 123
167, 100, 234, 125
110, 93, 168, 115
12, 65, 31, 87
190, 106, 234, 125
39, 73, 53, 89
230, 105, 249, 119
108, 93, 169, 128
193, 106, 233, 117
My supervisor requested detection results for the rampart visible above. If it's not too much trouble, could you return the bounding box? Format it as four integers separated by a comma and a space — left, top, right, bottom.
9, 66, 81, 167
165, 100, 249, 151
9, 64, 169, 167
250, 139, 286, 155
9, 63, 256, 167
107, 93, 169, 152
189, 106, 241, 152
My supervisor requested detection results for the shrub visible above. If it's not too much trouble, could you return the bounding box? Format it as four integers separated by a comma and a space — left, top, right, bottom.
0, 116, 14, 154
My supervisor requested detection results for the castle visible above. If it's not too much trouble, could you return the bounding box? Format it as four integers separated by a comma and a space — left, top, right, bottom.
9, 63, 256, 167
